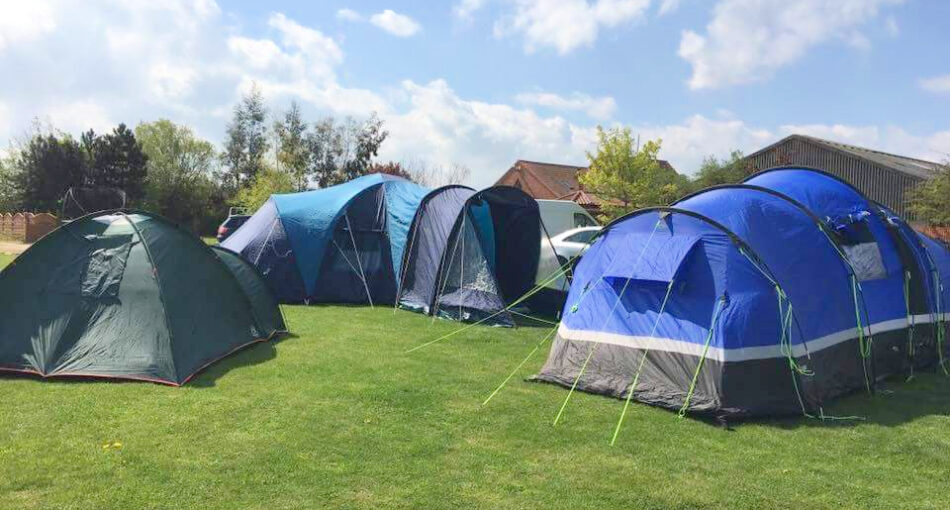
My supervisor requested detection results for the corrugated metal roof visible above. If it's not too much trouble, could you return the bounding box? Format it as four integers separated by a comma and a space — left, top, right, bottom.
758, 134, 941, 179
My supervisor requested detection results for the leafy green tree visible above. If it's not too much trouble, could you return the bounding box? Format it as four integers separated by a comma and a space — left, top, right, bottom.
0, 155, 22, 212
81, 123, 149, 202
691, 150, 754, 190
274, 101, 310, 191
579, 126, 686, 221
233, 165, 295, 212
135, 120, 219, 232
908, 162, 950, 224
223, 84, 269, 191
307, 113, 388, 187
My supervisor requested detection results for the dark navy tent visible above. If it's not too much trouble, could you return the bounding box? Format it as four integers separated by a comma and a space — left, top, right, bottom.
222, 174, 428, 304
537, 166, 950, 419
398, 186, 550, 325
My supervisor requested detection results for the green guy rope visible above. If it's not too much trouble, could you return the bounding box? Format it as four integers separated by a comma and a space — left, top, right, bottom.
678, 297, 725, 419
553, 222, 663, 426
610, 279, 676, 446
406, 253, 581, 353
481, 326, 558, 406
851, 274, 873, 394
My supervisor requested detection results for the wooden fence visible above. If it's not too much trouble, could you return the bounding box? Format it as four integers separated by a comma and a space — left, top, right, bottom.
0, 212, 58, 243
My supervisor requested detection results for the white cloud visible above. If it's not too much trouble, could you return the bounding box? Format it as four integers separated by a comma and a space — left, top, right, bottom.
381, 79, 593, 186
884, 15, 899, 37
515, 91, 617, 120
919, 75, 950, 94
336, 8, 362, 22
454, 0, 487, 20
0, 1, 946, 190
658, 0, 681, 15
679, 0, 904, 90
778, 123, 950, 163
43, 100, 115, 135
493, 0, 651, 54
0, 0, 57, 52
369, 10, 421, 37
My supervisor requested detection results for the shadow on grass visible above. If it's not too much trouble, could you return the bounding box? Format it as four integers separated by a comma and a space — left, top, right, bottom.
739, 370, 950, 430
188, 333, 299, 388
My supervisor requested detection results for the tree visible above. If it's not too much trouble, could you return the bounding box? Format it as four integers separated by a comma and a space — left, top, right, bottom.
691, 150, 754, 190
81, 123, 149, 202
135, 120, 219, 232
907, 162, 950, 224
274, 101, 310, 191
9, 129, 86, 212
390, 159, 471, 187
307, 113, 388, 187
579, 126, 687, 221
367, 161, 413, 180
0, 155, 22, 212
233, 165, 295, 212
223, 84, 269, 191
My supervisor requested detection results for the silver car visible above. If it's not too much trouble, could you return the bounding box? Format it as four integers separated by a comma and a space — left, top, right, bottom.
537, 226, 602, 291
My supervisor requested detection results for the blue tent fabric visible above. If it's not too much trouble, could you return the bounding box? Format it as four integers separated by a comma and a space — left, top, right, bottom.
222, 174, 427, 304
383, 180, 430, 280
537, 167, 949, 418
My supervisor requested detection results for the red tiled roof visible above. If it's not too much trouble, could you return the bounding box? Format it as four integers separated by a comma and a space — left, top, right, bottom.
495, 159, 676, 204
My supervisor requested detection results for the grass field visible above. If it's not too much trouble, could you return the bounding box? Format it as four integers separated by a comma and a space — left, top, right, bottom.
2, 256, 950, 508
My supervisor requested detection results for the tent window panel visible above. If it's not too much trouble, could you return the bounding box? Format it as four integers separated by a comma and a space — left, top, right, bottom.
831, 216, 886, 281
81, 234, 134, 299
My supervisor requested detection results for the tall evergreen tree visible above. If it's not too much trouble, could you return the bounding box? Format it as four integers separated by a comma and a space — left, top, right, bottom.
11, 131, 86, 212
223, 84, 269, 191
274, 101, 310, 191
81, 123, 148, 201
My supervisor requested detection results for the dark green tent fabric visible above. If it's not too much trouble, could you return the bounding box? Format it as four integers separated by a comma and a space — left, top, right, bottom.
0, 210, 286, 386
211, 246, 286, 336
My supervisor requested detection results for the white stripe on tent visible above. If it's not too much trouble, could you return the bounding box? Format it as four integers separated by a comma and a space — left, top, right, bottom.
558, 313, 949, 363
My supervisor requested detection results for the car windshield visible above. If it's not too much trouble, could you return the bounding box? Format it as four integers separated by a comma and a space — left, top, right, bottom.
564, 230, 597, 244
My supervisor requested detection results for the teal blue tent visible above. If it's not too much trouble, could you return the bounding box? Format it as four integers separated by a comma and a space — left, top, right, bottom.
222, 174, 428, 304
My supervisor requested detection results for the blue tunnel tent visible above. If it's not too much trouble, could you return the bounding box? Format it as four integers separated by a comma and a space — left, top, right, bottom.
222, 174, 428, 304
536, 166, 950, 419
398, 186, 552, 326
745, 167, 947, 373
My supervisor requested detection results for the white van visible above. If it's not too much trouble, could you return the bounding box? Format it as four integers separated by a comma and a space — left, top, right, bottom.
535, 201, 600, 295
537, 200, 598, 237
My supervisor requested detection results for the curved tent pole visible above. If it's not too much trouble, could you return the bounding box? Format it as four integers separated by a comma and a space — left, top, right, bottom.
577, 207, 821, 422
118, 211, 180, 381
676, 183, 878, 372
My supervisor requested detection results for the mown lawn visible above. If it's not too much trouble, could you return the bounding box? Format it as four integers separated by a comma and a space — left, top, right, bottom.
2, 257, 950, 508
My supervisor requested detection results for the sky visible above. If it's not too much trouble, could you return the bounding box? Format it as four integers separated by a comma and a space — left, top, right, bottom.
0, 0, 948, 187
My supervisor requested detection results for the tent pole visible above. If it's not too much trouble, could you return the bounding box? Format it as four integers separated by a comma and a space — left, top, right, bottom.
345, 213, 374, 308
254, 216, 280, 265
432, 215, 465, 323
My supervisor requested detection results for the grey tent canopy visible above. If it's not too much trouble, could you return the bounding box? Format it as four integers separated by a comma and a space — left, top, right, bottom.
398, 185, 549, 326
0, 210, 285, 386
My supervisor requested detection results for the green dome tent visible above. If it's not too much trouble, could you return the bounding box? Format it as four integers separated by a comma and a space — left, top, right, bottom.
0, 210, 286, 386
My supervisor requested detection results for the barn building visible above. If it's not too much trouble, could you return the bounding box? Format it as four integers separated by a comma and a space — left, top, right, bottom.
742, 134, 941, 219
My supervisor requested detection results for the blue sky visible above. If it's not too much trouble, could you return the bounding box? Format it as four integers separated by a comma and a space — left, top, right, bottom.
0, 0, 948, 187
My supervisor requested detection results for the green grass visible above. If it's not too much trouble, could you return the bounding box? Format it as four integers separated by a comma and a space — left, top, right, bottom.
2, 253, 950, 508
